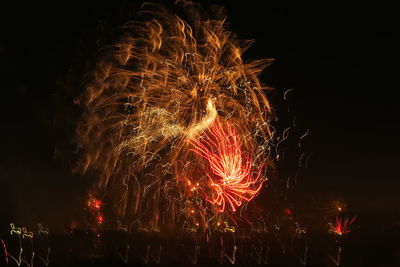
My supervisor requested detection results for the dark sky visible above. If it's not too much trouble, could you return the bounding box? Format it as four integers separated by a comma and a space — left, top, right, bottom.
0, 1, 399, 230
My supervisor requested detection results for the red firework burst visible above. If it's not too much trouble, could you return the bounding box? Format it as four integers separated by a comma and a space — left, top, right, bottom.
190, 119, 266, 212
88, 196, 104, 225
330, 215, 356, 236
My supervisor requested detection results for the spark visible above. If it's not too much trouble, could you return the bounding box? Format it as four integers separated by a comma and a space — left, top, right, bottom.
298, 129, 309, 148
37, 224, 51, 266
38, 223, 49, 235
8, 223, 23, 266
22, 227, 33, 239
1, 239, 8, 265
283, 89, 295, 101
88, 195, 104, 225
10, 223, 21, 235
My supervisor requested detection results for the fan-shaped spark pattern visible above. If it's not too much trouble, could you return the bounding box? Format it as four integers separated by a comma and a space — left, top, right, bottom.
190, 119, 265, 212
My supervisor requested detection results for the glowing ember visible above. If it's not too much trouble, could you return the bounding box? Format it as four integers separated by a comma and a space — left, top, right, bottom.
88, 198, 103, 211
96, 214, 104, 225
87, 196, 104, 225
190, 119, 265, 212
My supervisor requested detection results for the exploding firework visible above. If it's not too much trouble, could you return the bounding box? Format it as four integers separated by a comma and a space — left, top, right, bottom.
189, 118, 266, 213
329, 215, 357, 236
74, 1, 275, 230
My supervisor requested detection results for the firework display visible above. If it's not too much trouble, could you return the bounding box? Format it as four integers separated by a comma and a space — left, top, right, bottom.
74, 1, 274, 230
2, 0, 399, 266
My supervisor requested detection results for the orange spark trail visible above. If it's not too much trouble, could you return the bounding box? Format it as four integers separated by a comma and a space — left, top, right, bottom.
190, 119, 266, 212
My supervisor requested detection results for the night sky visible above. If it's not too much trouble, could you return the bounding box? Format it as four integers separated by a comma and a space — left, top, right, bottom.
1, 0, 399, 232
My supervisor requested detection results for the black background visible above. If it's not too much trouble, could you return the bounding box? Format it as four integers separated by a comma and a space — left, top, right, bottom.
1, 0, 399, 237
